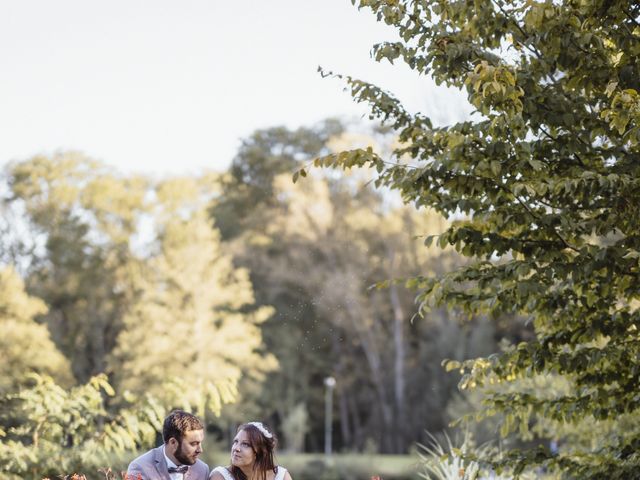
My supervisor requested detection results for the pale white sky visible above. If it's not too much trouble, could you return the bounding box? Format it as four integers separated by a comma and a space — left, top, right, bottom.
0, 0, 470, 176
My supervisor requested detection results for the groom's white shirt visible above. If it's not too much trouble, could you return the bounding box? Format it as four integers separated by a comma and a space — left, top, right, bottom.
163, 448, 184, 480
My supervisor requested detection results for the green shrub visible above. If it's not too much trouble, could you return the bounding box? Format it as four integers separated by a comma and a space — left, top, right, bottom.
0, 374, 162, 480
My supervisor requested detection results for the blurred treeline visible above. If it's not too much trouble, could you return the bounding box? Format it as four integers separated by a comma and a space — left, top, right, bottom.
0, 119, 530, 458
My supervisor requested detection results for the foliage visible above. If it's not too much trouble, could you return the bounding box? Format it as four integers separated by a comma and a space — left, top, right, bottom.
0, 374, 163, 480
299, 0, 640, 477
5, 153, 148, 381
213, 123, 495, 453
1, 137, 525, 461
3, 156, 259, 418
110, 178, 273, 417
0, 267, 73, 393
417, 432, 538, 480
212, 120, 344, 240
419, 433, 480, 480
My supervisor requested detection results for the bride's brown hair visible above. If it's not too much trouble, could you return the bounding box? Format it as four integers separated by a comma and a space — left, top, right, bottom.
230, 423, 277, 480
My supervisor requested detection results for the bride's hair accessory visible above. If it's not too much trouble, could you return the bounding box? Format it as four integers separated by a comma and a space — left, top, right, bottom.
247, 421, 273, 439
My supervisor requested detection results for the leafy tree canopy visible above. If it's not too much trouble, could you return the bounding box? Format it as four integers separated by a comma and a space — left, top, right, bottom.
111, 179, 274, 418
301, 0, 640, 477
212, 120, 344, 239
0, 267, 73, 393
4, 153, 149, 381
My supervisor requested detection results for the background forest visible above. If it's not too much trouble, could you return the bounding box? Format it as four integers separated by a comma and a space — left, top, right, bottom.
0, 121, 528, 479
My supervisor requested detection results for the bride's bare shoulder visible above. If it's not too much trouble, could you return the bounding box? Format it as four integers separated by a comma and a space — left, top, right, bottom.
209, 467, 232, 480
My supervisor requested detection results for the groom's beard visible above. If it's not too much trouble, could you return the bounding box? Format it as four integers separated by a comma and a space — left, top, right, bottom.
174, 442, 197, 465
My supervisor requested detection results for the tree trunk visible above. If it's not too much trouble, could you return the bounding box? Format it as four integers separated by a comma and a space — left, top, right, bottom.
389, 276, 406, 452
332, 334, 352, 447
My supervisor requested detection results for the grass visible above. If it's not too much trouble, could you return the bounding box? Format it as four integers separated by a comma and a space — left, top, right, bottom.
203, 451, 420, 480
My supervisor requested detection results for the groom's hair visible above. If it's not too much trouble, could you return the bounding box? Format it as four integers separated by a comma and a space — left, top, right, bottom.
162, 410, 204, 443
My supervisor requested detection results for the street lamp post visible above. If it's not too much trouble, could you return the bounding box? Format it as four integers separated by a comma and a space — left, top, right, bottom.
324, 376, 336, 456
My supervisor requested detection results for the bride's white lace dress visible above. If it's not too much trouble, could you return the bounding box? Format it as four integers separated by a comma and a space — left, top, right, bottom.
211, 466, 288, 480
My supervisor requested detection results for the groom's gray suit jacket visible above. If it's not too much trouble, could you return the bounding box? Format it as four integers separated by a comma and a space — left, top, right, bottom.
127, 445, 209, 480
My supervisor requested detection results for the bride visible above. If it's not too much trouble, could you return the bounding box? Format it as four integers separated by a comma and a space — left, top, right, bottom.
210, 422, 293, 480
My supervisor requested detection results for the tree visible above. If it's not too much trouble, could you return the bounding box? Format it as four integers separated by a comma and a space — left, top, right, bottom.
0, 267, 73, 394
303, 0, 640, 477
212, 120, 344, 240
5, 153, 148, 381
4, 156, 253, 415
220, 162, 484, 452
213, 123, 524, 453
110, 177, 274, 417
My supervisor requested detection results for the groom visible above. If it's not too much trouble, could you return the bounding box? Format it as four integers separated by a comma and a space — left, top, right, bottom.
127, 409, 209, 479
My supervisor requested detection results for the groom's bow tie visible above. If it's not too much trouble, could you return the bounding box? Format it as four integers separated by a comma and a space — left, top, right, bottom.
168, 465, 189, 474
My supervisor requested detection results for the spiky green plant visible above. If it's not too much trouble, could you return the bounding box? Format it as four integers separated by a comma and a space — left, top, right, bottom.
418, 432, 537, 480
